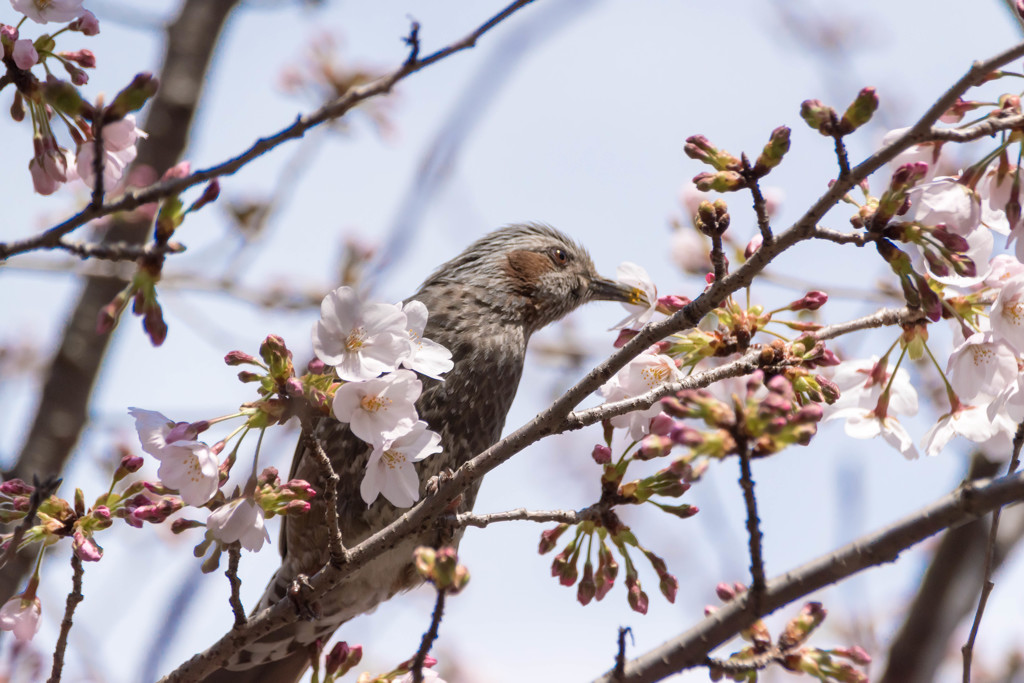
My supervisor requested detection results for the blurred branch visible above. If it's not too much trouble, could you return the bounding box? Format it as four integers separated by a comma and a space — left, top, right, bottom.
591, 470, 1024, 683
0, 0, 242, 604
962, 422, 1024, 681
0, 0, 541, 263
878, 453, 1024, 683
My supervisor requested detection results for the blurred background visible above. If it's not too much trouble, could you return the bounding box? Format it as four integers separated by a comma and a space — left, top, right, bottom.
2, 0, 1024, 681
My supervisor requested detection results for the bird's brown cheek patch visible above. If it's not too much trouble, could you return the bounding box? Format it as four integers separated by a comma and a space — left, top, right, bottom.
504, 250, 555, 294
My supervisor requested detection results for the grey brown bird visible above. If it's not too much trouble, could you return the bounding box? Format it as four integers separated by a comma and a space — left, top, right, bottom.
202, 223, 637, 682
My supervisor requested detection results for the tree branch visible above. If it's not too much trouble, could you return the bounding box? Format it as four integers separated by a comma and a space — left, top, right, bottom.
47, 553, 84, 683
0, 0, 539, 263
961, 422, 1024, 681
591, 470, 1024, 683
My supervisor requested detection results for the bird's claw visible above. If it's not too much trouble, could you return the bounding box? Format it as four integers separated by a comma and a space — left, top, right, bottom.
425, 468, 456, 496
288, 574, 321, 621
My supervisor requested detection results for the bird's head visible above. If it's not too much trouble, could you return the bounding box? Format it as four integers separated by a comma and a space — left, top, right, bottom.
418, 223, 642, 334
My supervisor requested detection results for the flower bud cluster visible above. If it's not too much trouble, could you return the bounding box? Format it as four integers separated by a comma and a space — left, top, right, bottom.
541, 516, 678, 613
413, 546, 470, 594
707, 589, 870, 683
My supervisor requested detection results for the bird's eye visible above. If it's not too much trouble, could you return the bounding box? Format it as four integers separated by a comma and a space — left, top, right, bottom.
549, 247, 570, 267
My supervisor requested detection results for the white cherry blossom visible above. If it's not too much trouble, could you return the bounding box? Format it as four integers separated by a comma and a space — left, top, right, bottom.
825, 356, 918, 417
332, 369, 421, 445
611, 262, 658, 330
600, 352, 681, 440
830, 407, 919, 459
922, 404, 1004, 457
0, 595, 41, 641
313, 286, 410, 382
128, 408, 219, 506
946, 333, 1018, 401
399, 300, 453, 380
990, 277, 1024, 353
912, 177, 981, 235
10, 0, 84, 24
360, 421, 442, 507
207, 498, 270, 552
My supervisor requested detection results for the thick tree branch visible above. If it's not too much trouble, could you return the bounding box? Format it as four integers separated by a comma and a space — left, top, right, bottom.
591, 470, 1024, 683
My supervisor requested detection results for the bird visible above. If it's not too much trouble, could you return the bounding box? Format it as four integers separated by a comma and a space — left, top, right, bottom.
201, 223, 638, 682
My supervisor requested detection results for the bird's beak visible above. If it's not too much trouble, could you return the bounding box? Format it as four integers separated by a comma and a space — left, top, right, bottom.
589, 276, 648, 306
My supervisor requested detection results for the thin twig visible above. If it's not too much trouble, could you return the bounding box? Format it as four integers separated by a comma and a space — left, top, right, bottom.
747, 178, 774, 244
411, 588, 446, 683
89, 121, 105, 209
47, 553, 84, 683
961, 421, 1024, 682
0, 476, 62, 571
403, 19, 421, 66
736, 426, 766, 612
450, 508, 582, 528
226, 545, 246, 628
810, 226, 876, 246
831, 129, 851, 179
58, 239, 184, 262
614, 627, 633, 682
306, 432, 348, 564
709, 231, 728, 283
0, 0, 539, 262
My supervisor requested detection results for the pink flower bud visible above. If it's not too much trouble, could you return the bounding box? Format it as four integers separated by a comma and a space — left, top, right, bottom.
161, 161, 191, 181
12, 40, 37, 70
591, 444, 611, 465
649, 414, 675, 436
69, 11, 100, 35
72, 530, 103, 562
0, 480, 33, 496
613, 328, 638, 348
656, 294, 689, 313
120, 454, 144, 473
789, 290, 828, 311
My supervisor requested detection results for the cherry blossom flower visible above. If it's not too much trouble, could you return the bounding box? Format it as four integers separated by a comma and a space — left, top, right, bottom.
946, 333, 1018, 401
28, 137, 72, 195
883, 127, 942, 182
207, 498, 270, 552
978, 166, 1020, 235
399, 300, 453, 380
360, 421, 442, 507
313, 286, 410, 382
11, 39, 37, 69
76, 115, 147, 190
912, 177, 981, 235
0, 594, 40, 642
830, 406, 919, 459
611, 262, 658, 330
825, 356, 918, 417
331, 369, 421, 445
922, 403, 1005, 456
128, 408, 219, 506
990, 278, 1024, 353
600, 352, 682, 440
984, 254, 1024, 289
10, 0, 84, 23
